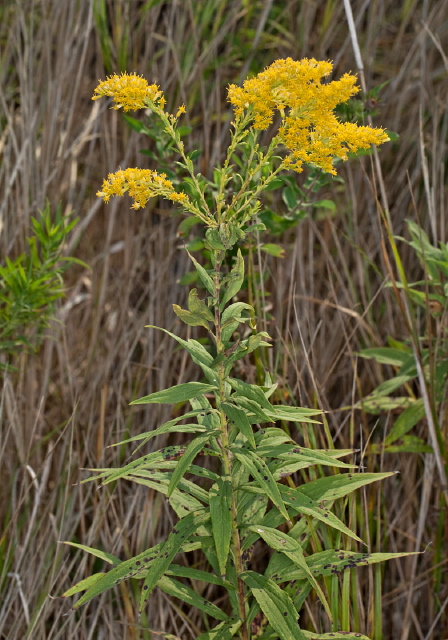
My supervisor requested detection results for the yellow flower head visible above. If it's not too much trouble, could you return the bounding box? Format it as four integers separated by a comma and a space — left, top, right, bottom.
97, 168, 187, 210
92, 73, 166, 112
228, 58, 389, 174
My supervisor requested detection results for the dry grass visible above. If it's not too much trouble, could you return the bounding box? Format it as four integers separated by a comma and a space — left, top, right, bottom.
0, 1, 447, 638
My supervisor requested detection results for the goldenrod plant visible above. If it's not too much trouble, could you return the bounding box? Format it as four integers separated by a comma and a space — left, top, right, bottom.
63, 59, 412, 639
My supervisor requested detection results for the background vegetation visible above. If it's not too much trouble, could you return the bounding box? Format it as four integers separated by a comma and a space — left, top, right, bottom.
0, 1, 446, 638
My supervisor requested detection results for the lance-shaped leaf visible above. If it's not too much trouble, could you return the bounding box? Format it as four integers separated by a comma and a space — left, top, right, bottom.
197, 619, 242, 640
228, 378, 272, 411
221, 302, 253, 342
81, 444, 187, 486
220, 249, 244, 310
173, 289, 215, 329
167, 432, 217, 497
187, 251, 216, 296
128, 472, 204, 517
232, 449, 289, 520
264, 404, 322, 423
297, 472, 396, 503
166, 564, 225, 587
62, 573, 106, 598
70, 542, 163, 609
246, 526, 331, 620
302, 632, 370, 639
222, 402, 256, 449
241, 571, 305, 640
109, 409, 207, 452
62, 542, 120, 566
210, 478, 233, 576
268, 548, 419, 583
130, 382, 216, 405
278, 485, 363, 544
145, 325, 218, 384
139, 509, 210, 615
231, 396, 274, 424
90, 445, 187, 486
158, 576, 229, 621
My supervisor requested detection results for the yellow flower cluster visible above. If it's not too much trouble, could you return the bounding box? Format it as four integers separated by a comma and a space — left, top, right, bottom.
92, 73, 165, 112
96, 168, 188, 210
228, 58, 389, 174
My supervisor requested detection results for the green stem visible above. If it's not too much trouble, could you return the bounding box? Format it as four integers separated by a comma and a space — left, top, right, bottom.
213, 254, 249, 640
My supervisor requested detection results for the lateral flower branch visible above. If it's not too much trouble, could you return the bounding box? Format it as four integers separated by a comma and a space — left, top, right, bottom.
62, 59, 410, 640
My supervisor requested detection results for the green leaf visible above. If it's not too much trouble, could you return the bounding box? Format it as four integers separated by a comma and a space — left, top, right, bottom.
197, 620, 242, 640
222, 403, 256, 448
187, 251, 215, 296
71, 542, 164, 609
62, 542, 120, 566
260, 243, 286, 258
296, 472, 395, 503
358, 347, 412, 367
62, 573, 106, 598
166, 564, 225, 587
158, 576, 229, 621
221, 302, 253, 342
124, 471, 206, 517
302, 632, 370, 639
269, 548, 418, 583
130, 382, 216, 405
246, 526, 331, 619
209, 478, 233, 576
233, 449, 289, 520
173, 288, 214, 329
139, 510, 210, 615
144, 325, 218, 385
167, 432, 215, 497
228, 378, 272, 411
241, 571, 305, 640
385, 399, 425, 445
232, 396, 274, 424
264, 405, 321, 423
280, 487, 364, 543
122, 113, 146, 134
220, 249, 244, 310
110, 420, 207, 453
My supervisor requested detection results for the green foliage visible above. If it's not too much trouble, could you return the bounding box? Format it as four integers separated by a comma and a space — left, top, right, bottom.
0, 202, 84, 369
358, 220, 448, 456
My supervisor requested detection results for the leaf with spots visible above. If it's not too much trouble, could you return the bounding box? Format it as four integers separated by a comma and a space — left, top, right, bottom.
246, 526, 331, 621
267, 549, 419, 584
241, 571, 306, 640
87, 445, 187, 486
278, 485, 364, 543
70, 543, 163, 609
167, 432, 218, 497
232, 449, 289, 520
296, 472, 396, 503
139, 509, 210, 616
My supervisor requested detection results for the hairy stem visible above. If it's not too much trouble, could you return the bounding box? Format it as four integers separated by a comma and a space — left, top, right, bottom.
213, 255, 249, 640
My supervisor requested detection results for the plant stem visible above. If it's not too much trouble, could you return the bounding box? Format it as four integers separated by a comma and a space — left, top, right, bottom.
213, 255, 249, 640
